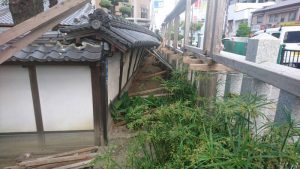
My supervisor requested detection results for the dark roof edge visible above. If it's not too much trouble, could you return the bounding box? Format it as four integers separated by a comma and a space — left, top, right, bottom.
252, 2, 300, 14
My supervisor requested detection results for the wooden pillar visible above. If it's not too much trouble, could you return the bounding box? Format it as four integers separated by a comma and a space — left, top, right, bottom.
118, 53, 124, 98
210, 0, 227, 56
91, 43, 110, 146
173, 16, 180, 49
127, 50, 134, 81
28, 65, 45, 145
99, 55, 108, 145
203, 0, 214, 54
91, 63, 103, 146
184, 0, 191, 46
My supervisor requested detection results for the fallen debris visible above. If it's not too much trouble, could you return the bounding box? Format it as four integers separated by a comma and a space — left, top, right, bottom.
138, 70, 168, 80
5, 146, 99, 169
129, 87, 165, 97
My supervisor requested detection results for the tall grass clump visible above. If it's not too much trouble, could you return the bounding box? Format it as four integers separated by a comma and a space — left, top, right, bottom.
113, 70, 300, 169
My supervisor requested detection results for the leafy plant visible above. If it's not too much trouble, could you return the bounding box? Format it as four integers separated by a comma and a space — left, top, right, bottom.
112, 70, 300, 168
100, 0, 112, 9
236, 23, 251, 37
91, 146, 122, 169
119, 5, 132, 17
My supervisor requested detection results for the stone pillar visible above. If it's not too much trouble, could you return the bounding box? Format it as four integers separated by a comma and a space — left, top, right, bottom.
216, 73, 226, 99
275, 90, 300, 123
224, 73, 243, 96
240, 33, 281, 124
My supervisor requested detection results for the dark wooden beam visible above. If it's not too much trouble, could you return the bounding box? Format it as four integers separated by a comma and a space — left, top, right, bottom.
127, 50, 134, 81
132, 48, 141, 73
118, 53, 124, 98
90, 64, 103, 146
28, 65, 44, 145
136, 48, 147, 71
99, 57, 108, 145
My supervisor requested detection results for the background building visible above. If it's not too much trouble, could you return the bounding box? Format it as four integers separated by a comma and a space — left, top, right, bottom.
251, 0, 300, 31
92, 0, 152, 27
226, 0, 276, 37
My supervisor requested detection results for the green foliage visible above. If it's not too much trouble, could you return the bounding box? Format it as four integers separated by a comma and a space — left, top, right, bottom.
112, 70, 300, 168
91, 146, 122, 169
119, 5, 132, 17
236, 23, 251, 37
171, 32, 184, 41
100, 0, 112, 9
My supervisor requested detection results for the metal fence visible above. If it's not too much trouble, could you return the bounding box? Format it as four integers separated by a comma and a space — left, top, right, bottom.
279, 45, 300, 68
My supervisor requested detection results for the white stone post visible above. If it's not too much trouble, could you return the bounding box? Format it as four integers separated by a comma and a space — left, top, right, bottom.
240, 33, 281, 124
275, 89, 300, 123
224, 73, 243, 96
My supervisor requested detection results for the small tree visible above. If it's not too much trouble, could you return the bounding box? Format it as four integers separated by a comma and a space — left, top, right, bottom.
236, 23, 250, 37
119, 6, 132, 17
100, 0, 112, 9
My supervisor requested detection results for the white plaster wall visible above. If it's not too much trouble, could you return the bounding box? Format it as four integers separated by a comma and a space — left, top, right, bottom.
0, 66, 36, 133
108, 53, 121, 103
36, 66, 93, 131
121, 51, 131, 88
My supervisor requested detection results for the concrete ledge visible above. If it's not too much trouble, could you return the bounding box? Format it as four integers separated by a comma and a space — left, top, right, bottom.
214, 52, 300, 97
183, 56, 204, 64
189, 63, 234, 72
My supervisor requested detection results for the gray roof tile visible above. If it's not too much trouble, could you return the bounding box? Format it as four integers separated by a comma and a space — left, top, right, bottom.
9, 42, 101, 62
60, 9, 161, 50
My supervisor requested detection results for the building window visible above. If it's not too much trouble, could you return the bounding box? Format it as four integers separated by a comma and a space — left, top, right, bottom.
281, 15, 286, 22
269, 14, 279, 23
288, 11, 297, 21
141, 7, 148, 19
257, 15, 264, 24
269, 15, 274, 22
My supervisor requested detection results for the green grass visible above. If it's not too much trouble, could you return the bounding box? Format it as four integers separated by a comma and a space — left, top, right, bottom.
110, 70, 300, 169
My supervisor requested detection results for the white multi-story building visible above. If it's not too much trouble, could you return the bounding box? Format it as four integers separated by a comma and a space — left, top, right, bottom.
226, 0, 276, 37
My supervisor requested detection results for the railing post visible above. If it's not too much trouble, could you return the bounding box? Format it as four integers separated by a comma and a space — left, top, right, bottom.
173, 16, 180, 49
241, 34, 281, 123
210, 0, 227, 56
167, 22, 172, 47
224, 72, 243, 96
184, 0, 191, 46
275, 91, 300, 123
203, 0, 214, 55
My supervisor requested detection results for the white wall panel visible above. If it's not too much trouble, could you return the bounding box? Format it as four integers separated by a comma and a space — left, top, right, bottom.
122, 51, 131, 88
36, 66, 93, 131
0, 66, 36, 132
108, 53, 121, 103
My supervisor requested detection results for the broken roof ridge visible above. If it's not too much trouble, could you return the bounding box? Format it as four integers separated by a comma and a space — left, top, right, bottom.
88, 9, 159, 39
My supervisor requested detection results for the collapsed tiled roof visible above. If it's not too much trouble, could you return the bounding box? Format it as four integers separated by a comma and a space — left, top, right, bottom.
0, 2, 93, 26
8, 42, 101, 62
60, 9, 161, 51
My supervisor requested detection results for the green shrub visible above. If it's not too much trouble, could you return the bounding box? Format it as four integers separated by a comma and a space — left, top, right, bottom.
236, 23, 251, 37
100, 0, 112, 9
112, 70, 300, 168
119, 6, 132, 17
